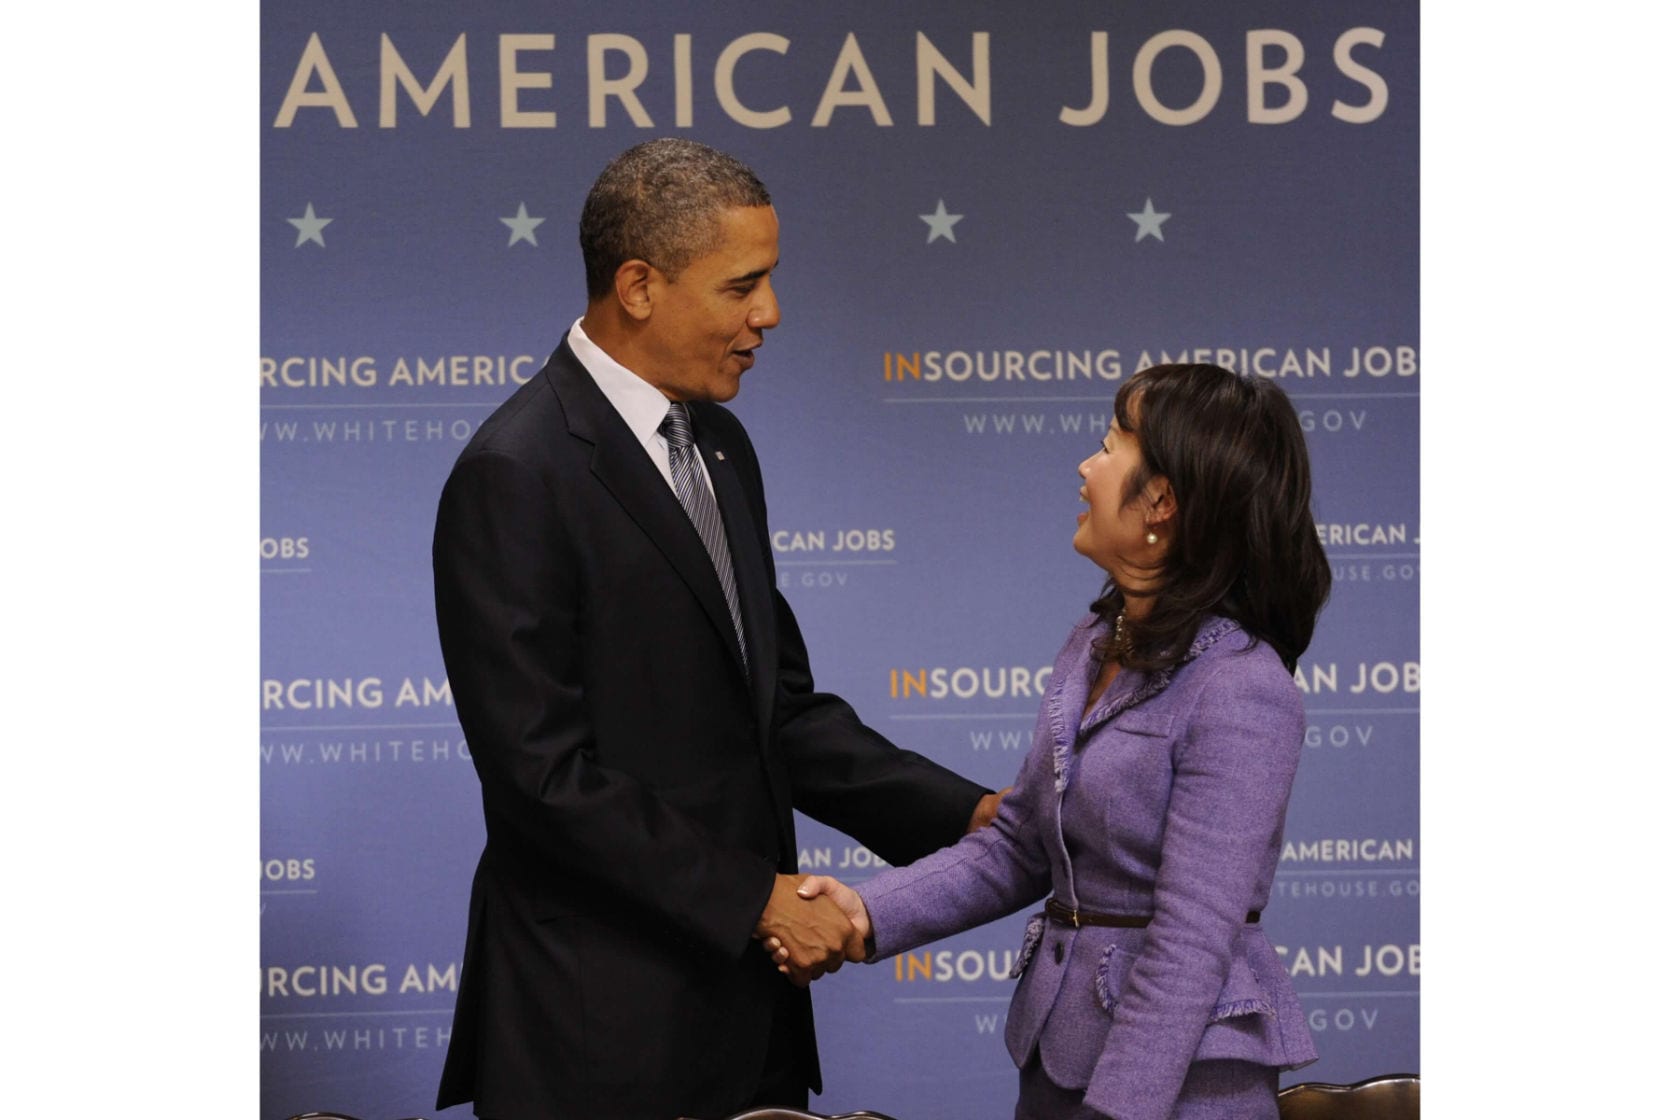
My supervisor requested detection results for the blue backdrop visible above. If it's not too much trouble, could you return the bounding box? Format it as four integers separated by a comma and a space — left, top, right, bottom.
261, 3, 1418, 1116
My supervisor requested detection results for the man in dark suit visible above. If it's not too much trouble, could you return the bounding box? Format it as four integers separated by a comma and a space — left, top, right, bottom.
432, 138, 998, 1120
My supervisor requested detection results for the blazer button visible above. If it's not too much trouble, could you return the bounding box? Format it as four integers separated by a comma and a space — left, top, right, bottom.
1053, 942, 1065, 965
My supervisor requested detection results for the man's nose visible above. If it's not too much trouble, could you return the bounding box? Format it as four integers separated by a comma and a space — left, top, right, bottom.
748, 283, 781, 331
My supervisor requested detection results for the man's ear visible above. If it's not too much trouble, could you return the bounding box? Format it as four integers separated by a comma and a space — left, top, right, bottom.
614, 259, 656, 321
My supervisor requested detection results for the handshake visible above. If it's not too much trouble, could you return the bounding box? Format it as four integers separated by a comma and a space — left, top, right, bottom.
754, 874, 873, 987
752, 792, 1003, 986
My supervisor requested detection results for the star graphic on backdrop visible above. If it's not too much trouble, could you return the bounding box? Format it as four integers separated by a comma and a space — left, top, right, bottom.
1126, 198, 1171, 243
919, 199, 964, 244
288, 203, 332, 248
501, 202, 545, 247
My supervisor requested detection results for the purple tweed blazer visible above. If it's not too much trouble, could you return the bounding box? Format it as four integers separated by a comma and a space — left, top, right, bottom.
856, 615, 1317, 1120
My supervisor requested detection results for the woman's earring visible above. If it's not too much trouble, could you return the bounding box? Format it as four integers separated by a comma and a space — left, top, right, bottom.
1146, 530, 1159, 545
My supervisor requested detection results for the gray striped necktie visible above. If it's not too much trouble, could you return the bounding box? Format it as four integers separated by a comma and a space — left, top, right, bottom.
659, 402, 746, 668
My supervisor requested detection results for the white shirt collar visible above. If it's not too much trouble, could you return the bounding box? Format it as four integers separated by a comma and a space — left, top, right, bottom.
566, 318, 676, 449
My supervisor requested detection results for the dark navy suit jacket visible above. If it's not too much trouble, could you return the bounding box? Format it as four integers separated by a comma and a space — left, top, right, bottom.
432, 341, 985, 1120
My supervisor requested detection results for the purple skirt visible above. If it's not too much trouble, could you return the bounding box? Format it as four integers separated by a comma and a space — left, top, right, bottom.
1015, 1052, 1280, 1120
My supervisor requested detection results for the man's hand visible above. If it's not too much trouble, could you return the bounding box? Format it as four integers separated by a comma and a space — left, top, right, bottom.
761, 875, 873, 976
797, 876, 871, 946
966, 788, 1010, 833
755, 873, 859, 987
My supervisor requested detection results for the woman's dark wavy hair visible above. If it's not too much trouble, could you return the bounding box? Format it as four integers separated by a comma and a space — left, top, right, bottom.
1090, 363, 1331, 673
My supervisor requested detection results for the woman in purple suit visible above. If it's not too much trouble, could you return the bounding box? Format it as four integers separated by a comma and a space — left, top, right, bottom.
772, 363, 1332, 1119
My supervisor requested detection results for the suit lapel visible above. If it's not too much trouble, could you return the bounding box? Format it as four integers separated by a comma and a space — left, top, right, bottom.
544, 349, 745, 672
697, 418, 793, 855
696, 425, 777, 726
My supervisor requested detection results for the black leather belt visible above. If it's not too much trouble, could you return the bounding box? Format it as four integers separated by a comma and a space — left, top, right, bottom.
1044, 897, 1261, 928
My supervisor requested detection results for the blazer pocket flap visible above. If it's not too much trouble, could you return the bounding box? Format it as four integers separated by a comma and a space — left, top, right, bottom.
1091, 944, 1271, 1020
1209, 957, 1275, 1021
1107, 708, 1176, 738
1193, 947, 1317, 1069
1010, 915, 1046, 979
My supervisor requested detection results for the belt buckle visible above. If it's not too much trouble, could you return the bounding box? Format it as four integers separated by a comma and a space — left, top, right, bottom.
1068, 906, 1080, 928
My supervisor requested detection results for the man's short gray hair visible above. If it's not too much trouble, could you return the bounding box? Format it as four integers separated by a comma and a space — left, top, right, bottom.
579, 138, 772, 301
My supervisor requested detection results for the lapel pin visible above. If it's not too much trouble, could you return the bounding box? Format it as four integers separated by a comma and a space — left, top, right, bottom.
715, 451, 726, 460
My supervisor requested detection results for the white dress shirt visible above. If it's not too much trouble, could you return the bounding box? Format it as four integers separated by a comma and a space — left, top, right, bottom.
566, 318, 716, 497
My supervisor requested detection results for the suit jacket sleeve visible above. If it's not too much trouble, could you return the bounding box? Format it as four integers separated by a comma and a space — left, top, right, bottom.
772, 603, 988, 864
434, 447, 775, 959
713, 412, 990, 864
852, 734, 1053, 956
